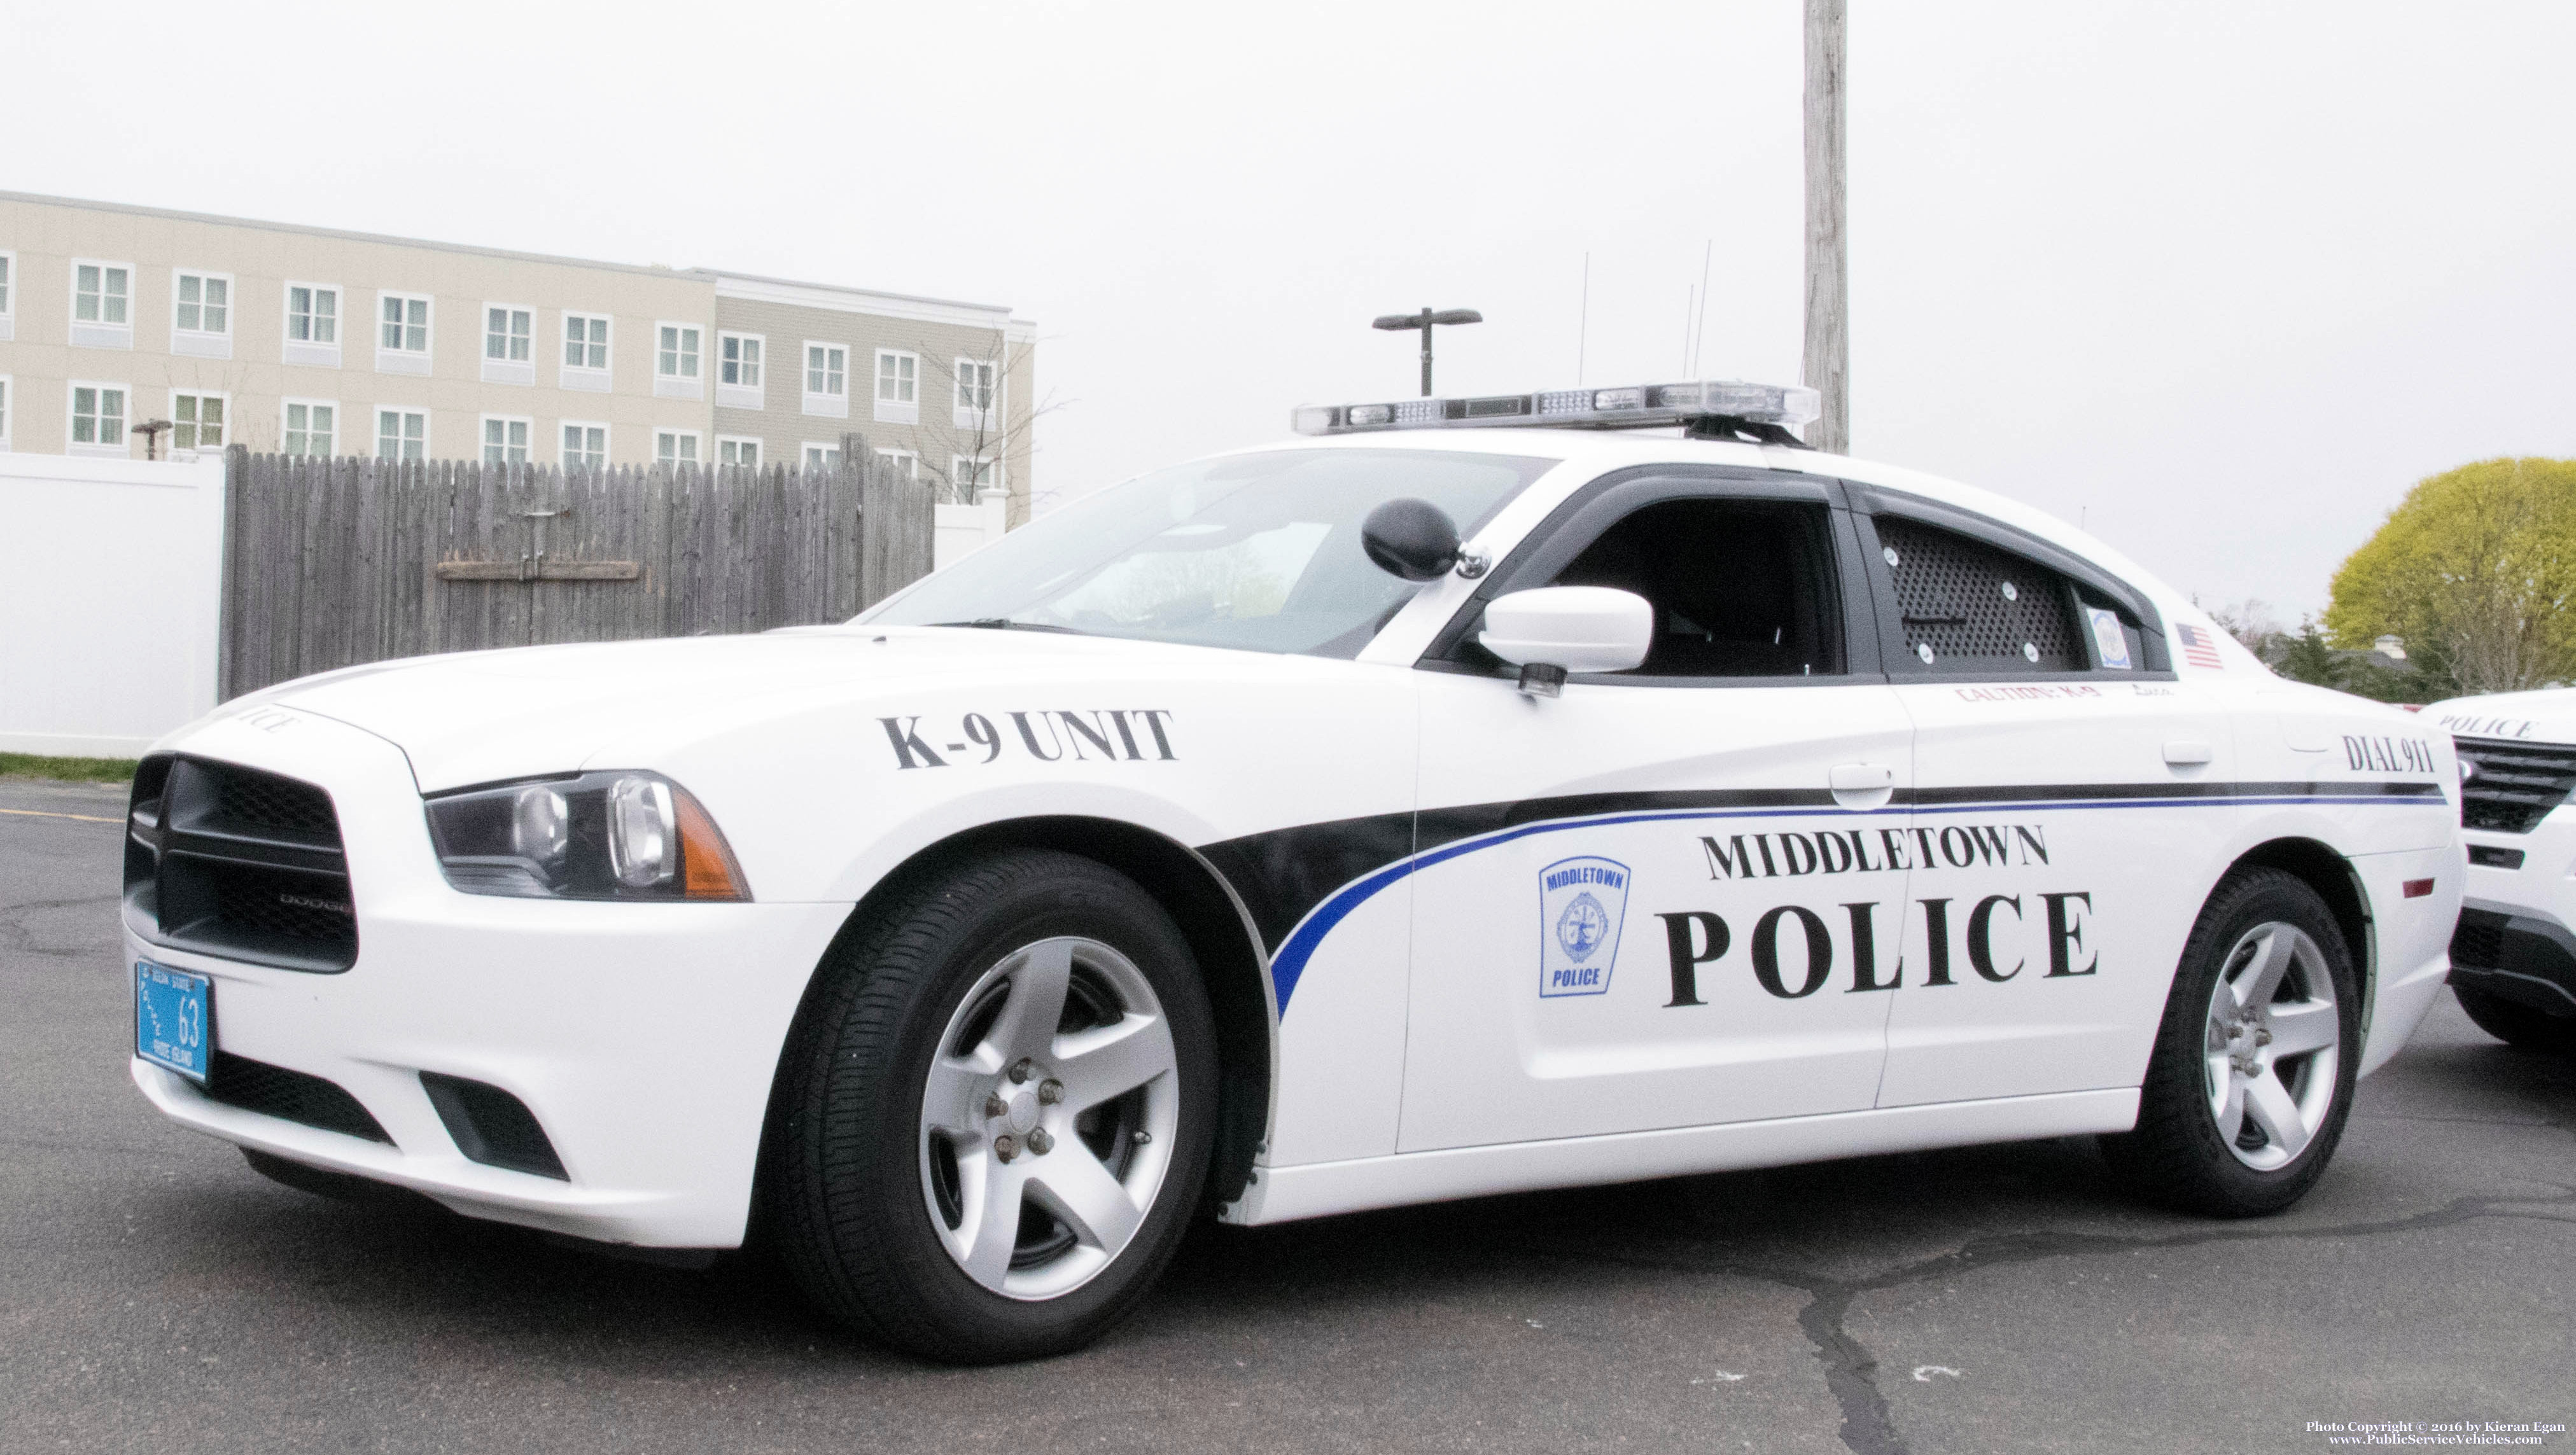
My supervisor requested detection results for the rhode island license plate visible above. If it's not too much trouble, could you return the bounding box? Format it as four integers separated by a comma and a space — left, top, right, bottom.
135, 961, 212, 1083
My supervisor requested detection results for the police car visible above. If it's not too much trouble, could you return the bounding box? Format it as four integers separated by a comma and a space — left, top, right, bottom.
124, 380, 2463, 1363
2421, 690, 2576, 1053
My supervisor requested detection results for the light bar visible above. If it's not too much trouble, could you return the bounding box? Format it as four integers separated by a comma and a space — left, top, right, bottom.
1291, 380, 1821, 437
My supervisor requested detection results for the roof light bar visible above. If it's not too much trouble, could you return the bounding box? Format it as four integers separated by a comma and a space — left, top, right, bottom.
1291, 379, 1821, 438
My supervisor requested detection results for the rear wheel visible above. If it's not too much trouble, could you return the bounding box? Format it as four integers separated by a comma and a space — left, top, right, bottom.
2103, 868, 2360, 1216
2453, 983, 2576, 1054
763, 849, 1216, 1363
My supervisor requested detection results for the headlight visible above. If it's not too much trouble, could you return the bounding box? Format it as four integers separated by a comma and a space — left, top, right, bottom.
424, 771, 750, 901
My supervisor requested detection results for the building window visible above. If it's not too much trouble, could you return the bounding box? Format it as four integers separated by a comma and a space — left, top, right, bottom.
377, 408, 427, 461
380, 293, 431, 353
659, 325, 699, 379
955, 456, 1000, 500
172, 391, 227, 450
75, 263, 130, 324
174, 272, 229, 335
486, 306, 532, 361
482, 416, 531, 464
807, 345, 846, 396
956, 358, 996, 414
655, 429, 701, 466
284, 284, 340, 364
283, 400, 336, 458
70, 383, 128, 451
718, 436, 760, 468
720, 333, 762, 386
0, 251, 13, 327
562, 422, 608, 469
875, 350, 920, 424
564, 314, 610, 370
875, 447, 917, 478
803, 443, 842, 469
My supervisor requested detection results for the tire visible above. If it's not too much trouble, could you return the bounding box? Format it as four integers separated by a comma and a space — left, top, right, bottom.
762, 848, 1218, 1364
2102, 867, 2361, 1217
2453, 983, 2576, 1054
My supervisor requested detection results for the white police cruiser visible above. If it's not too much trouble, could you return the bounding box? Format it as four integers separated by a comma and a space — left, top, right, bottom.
2421, 690, 2576, 1053
125, 380, 2463, 1362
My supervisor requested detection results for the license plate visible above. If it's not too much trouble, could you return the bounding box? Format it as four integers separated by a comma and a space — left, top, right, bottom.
136, 962, 213, 1083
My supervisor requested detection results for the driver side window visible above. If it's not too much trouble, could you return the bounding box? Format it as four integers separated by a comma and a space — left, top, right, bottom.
1546, 497, 1845, 679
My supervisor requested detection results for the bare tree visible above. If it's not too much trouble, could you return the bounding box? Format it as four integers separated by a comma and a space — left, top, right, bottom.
893, 329, 1066, 517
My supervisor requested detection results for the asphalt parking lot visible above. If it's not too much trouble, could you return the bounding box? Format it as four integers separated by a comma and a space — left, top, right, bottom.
4, 774, 2570, 1455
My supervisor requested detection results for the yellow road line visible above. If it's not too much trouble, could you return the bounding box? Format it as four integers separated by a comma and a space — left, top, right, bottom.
0, 806, 121, 823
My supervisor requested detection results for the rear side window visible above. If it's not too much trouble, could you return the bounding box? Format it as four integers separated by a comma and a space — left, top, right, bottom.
1873, 516, 2101, 674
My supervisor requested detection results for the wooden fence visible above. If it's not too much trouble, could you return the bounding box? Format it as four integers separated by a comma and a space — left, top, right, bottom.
218, 440, 935, 700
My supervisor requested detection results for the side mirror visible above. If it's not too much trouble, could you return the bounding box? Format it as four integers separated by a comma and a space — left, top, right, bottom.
1361, 498, 1460, 581
1479, 587, 1653, 695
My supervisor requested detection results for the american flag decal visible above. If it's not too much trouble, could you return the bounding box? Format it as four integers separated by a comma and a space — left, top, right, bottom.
2176, 623, 2225, 670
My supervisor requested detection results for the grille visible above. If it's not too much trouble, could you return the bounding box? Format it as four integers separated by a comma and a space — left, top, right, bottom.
2454, 736, 2576, 834
2451, 909, 2509, 972
1873, 517, 2082, 672
202, 1052, 393, 1143
125, 756, 358, 973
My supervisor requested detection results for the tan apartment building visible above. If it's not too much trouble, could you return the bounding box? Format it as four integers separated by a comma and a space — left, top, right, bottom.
0, 191, 1037, 524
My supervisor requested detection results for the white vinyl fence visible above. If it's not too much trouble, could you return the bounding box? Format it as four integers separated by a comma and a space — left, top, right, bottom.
935, 496, 1009, 571
0, 452, 227, 758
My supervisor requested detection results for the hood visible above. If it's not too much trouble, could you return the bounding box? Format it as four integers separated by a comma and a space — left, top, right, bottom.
237, 625, 1231, 791
2421, 687, 2576, 747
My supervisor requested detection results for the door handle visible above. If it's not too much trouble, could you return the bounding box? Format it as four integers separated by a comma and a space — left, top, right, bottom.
1830, 763, 1895, 791
2163, 739, 2215, 767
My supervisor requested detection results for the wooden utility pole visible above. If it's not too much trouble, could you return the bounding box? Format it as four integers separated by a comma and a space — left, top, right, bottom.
1803, 0, 1849, 454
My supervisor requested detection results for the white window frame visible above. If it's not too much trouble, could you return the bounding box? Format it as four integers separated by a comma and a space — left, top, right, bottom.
560, 312, 613, 391
375, 291, 433, 375
717, 435, 762, 469
169, 268, 234, 359
953, 356, 998, 429
482, 302, 536, 386
874, 446, 918, 479
283, 281, 342, 367
0, 375, 14, 450
376, 407, 430, 462
953, 454, 1002, 502
717, 332, 764, 410
70, 259, 135, 349
874, 349, 920, 424
802, 341, 850, 418
655, 321, 703, 400
67, 380, 131, 456
480, 414, 533, 465
654, 428, 703, 467
169, 388, 230, 453
801, 442, 845, 470
559, 420, 610, 470
280, 398, 339, 459
0, 251, 17, 342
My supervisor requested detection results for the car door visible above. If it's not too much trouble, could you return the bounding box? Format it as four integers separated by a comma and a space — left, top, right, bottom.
1396, 468, 1915, 1153
1852, 492, 2244, 1107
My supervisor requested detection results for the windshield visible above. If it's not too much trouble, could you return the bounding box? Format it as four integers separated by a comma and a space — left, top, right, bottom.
864, 448, 1551, 657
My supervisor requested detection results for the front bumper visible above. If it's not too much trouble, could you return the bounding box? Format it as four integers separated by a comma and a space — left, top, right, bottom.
2457, 811, 2576, 1019
126, 706, 853, 1248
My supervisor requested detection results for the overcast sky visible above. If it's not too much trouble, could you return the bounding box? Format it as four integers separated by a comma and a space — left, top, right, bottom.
10, 0, 2569, 624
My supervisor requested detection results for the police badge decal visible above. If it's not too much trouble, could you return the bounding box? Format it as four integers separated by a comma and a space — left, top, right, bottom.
1539, 855, 1632, 998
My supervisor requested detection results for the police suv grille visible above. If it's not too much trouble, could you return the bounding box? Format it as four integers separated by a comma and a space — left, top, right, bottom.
124, 756, 358, 973
1872, 517, 2083, 672
202, 1052, 393, 1144
2453, 736, 2576, 835
2451, 909, 2509, 973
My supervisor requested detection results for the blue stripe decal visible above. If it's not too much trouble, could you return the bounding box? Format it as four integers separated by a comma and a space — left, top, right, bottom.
1267, 791, 2445, 1014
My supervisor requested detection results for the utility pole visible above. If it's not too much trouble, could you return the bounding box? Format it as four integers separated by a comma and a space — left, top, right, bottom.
1803, 0, 1849, 454
1373, 307, 1482, 396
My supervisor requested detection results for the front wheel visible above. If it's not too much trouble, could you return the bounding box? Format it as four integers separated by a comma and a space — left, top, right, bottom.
763, 849, 1217, 1363
2103, 867, 2360, 1216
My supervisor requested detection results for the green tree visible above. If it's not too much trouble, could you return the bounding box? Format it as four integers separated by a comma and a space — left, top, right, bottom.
2325, 457, 2576, 695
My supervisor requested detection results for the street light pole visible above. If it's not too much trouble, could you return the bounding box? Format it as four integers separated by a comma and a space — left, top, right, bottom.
1803, 0, 1849, 454
1373, 307, 1483, 396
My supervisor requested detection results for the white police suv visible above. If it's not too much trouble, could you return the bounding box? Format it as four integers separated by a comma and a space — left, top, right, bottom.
2422, 690, 2576, 1053
125, 380, 2462, 1362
